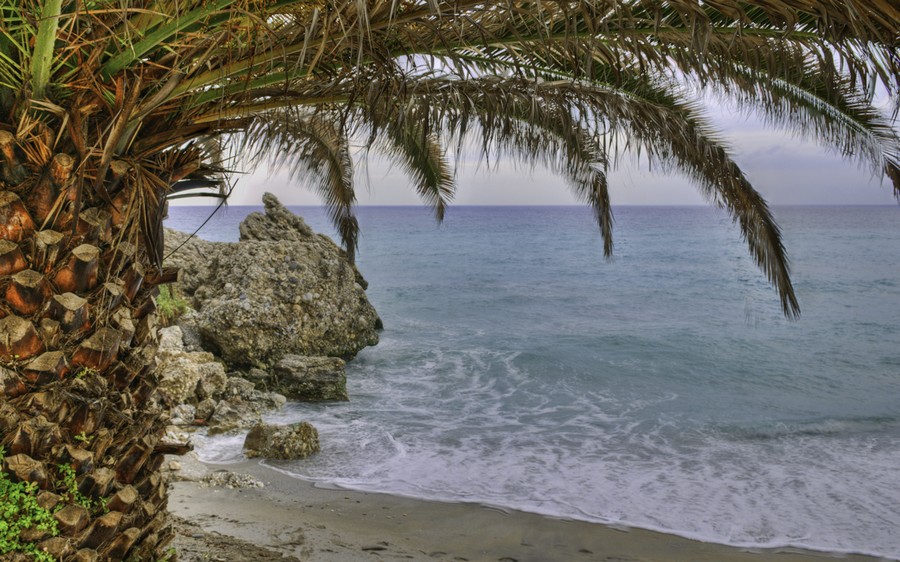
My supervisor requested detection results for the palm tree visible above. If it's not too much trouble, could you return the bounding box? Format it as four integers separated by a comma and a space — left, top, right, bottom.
0, 1, 896, 559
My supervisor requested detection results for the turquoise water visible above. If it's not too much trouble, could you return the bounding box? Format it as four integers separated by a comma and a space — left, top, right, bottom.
167, 205, 900, 558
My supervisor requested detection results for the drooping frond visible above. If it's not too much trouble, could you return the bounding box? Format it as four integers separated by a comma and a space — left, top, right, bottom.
356, 87, 456, 221
241, 108, 359, 261
341, 73, 797, 314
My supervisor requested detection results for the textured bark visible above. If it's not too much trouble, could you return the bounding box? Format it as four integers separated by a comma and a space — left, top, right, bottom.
7, 269, 51, 314
0, 239, 27, 275
0, 131, 175, 561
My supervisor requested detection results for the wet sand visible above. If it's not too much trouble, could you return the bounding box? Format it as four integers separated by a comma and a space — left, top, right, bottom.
167, 458, 889, 562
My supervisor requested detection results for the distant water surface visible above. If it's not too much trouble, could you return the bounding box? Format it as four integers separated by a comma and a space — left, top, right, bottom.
166, 205, 900, 559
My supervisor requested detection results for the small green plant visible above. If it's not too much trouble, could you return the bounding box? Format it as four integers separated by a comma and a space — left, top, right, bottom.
74, 366, 99, 380
73, 432, 93, 446
157, 547, 178, 562
56, 464, 93, 513
0, 447, 60, 562
156, 284, 191, 326
55, 463, 109, 517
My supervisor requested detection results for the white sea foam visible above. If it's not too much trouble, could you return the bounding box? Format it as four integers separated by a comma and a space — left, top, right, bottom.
254, 394, 900, 559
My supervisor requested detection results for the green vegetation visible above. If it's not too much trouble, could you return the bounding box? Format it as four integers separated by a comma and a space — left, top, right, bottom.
0, 2, 895, 318
0, 447, 116, 561
56, 463, 102, 514
156, 285, 191, 326
0, 448, 59, 562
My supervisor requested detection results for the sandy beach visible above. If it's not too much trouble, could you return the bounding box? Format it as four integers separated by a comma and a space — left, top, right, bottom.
166, 457, 888, 562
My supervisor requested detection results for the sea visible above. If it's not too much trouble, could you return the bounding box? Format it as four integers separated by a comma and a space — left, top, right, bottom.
165, 205, 900, 559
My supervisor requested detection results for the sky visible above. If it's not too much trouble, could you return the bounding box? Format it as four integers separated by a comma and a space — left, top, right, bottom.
183, 103, 898, 208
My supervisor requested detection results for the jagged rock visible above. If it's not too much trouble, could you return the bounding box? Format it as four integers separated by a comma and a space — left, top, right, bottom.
164, 193, 380, 368
206, 399, 262, 435
222, 375, 287, 410
243, 422, 320, 460
154, 326, 227, 405
200, 470, 264, 489
194, 398, 216, 422
262, 392, 288, 410
224, 376, 257, 400
269, 355, 348, 401
245, 368, 269, 384
161, 426, 192, 453
177, 321, 205, 352
169, 404, 196, 426
239, 193, 316, 241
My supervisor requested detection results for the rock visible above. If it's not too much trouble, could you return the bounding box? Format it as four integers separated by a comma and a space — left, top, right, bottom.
261, 392, 288, 411
239, 193, 316, 241
195, 398, 216, 422
169, 404, 196, 426
154, 326, 227, 405
206, 399, 262, 435
245, 368, 270, 385
243, 422, 320, 460
201, 470, 264, 489
177, 321, 205, 352
164, 193, 380, 368
224, 376, 257, 400
269, 355, 348, 401
159, 426, 193, 455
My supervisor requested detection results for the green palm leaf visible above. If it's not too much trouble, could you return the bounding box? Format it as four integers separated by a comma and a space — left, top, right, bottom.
0, 0, 895, 315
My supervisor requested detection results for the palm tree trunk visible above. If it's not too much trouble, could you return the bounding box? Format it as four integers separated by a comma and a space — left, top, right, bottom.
0, 124, 174, 560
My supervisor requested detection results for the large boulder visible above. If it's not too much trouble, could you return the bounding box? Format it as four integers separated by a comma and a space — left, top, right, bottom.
164, 194, 380, 368
243, 422, 320, 460
250, 355, 348, 401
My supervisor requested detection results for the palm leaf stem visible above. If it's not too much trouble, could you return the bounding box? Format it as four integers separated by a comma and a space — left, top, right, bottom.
99, 0, 236, 81
31, 0, 62, 99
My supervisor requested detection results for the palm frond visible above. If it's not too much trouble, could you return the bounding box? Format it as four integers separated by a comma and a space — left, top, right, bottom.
241, 108, 359, 261
0, 0, 895, 315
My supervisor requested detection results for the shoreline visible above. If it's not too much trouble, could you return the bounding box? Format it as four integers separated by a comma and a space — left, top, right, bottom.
167, 457, 892, 562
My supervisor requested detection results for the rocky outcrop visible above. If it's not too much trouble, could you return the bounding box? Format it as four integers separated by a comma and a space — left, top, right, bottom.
153, 326, 287, 435
239, 193, 316, 242
164, 193, 380, 368
248, 355, 348, 401
243, 422, 320, 460
155, 326, 227, 405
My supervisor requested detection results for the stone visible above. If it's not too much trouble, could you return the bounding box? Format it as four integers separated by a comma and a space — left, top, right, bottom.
195, 398, 216, 422
246, 368, 269, 383
224, 376, 257, 400
243, 422, 320, 460
201, 470, 264, 489
261, 392, 288, 410
160, 426, 192, 454
206, 399, 262, 435
239, 192, 316, 241
164, 193, 380, 368
269, 355, 348, 401
169, 404, 196, 426
153, 326, 227, 405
